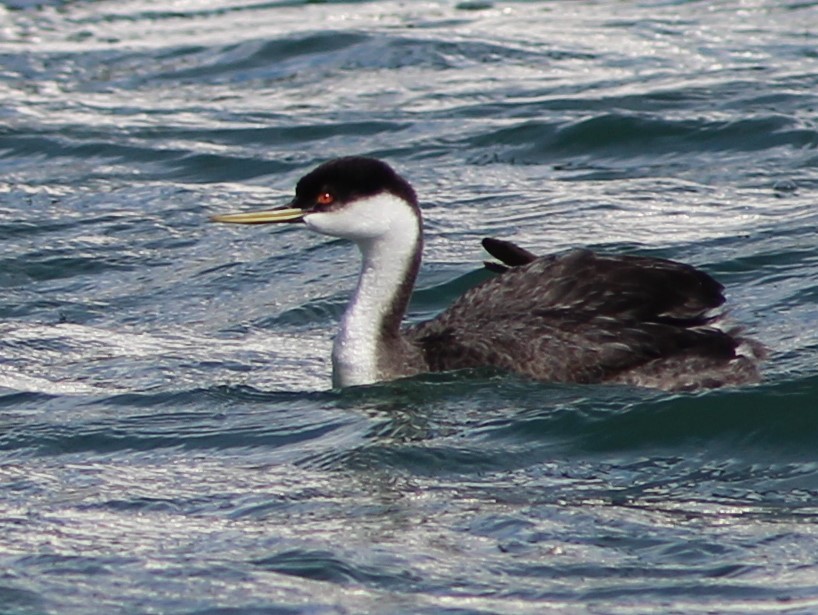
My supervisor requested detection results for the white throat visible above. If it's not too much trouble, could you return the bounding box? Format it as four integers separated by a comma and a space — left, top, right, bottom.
303, 193, 421, 387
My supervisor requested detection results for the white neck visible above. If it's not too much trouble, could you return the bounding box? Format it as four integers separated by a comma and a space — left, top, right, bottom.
303, 193, 421, 387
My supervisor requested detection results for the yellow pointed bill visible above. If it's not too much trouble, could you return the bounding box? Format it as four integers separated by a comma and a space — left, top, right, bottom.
210, 207, 305, 224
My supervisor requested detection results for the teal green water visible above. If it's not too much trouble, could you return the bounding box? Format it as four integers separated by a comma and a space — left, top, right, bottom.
2, 1, 818, 613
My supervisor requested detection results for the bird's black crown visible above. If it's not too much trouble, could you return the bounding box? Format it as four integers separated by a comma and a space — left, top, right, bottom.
293, 156, 418, 210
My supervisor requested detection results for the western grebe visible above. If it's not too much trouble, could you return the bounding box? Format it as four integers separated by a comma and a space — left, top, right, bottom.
212, 156, 763, 390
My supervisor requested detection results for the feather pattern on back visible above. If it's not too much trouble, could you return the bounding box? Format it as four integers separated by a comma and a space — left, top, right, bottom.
409, 243, 762, 390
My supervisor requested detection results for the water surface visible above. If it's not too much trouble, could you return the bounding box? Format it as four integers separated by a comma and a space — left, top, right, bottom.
2, 0, 818, 613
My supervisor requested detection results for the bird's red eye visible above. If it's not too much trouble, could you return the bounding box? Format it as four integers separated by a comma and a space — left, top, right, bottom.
317, 192, 334, 206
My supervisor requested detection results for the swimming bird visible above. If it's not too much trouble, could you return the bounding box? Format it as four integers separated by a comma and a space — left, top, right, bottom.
212, 156, 763, 391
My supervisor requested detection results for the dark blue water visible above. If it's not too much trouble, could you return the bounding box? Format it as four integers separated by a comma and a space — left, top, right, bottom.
2, 0, 818, 613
